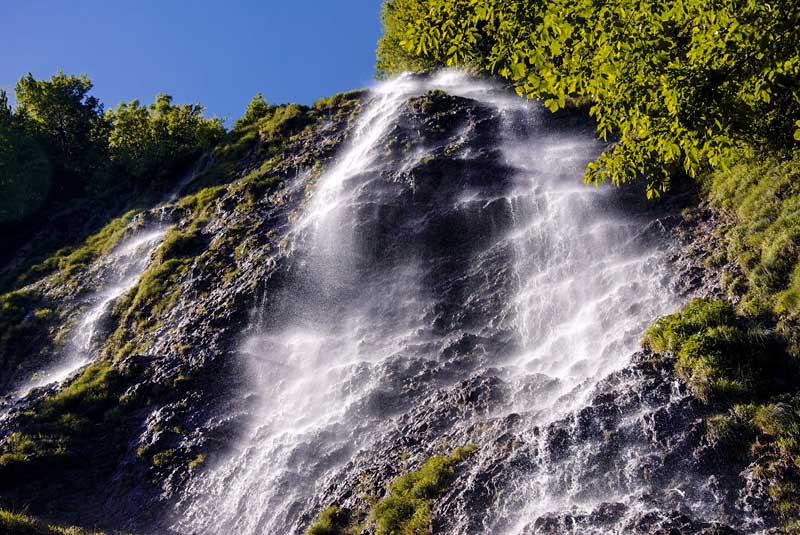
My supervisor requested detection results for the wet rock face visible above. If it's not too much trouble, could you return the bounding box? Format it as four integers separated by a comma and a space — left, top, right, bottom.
303, 352, 773, 535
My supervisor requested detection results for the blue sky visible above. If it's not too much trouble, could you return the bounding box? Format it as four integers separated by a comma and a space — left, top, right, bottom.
3, 0, 383, 124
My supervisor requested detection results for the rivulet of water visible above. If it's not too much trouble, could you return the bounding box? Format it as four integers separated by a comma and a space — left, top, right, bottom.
14, 228, 166, 400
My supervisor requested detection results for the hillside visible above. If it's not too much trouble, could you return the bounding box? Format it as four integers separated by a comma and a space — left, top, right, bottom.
1, 2, 800, 534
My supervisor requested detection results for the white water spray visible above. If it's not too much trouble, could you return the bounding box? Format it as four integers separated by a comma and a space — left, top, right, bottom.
177, 72, 682, 535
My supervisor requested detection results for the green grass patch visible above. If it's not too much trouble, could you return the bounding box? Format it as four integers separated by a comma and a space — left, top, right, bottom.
643, 298, 788, 402
304, 506, 353, 535
0, 508, 113, 535
176, 185, 226, 213
304, 445, 478, 535
20, 210, 138, 285
313, 89, 366, 111
372, 445, 477, 535
705, 149, 800, 318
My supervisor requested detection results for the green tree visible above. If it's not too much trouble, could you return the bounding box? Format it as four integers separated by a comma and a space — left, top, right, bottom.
14, 71, 109, 195
0, 91, 51, 224
378, 0, 800, 196
107, 94, 224, 186
233, 92, 272, 130
376, 0, 440, 78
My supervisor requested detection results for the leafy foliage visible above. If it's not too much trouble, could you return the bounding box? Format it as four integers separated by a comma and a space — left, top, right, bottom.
377, 0, 800, 196
0, 71, 225, 299
233, 92, 271, 131
106, 94, 224, 186
14, 72, 109, 195
0, 92, 51, 224
376, 0, 439, 78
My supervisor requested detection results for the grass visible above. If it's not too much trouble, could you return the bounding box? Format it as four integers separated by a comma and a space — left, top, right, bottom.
371, 445, 477, 535
643, 298, 788, 402
0, 361, 128, 478
705, 149, 800, 319
176, 185, 226, 213
39, 362, 121, 419
313, 89, 367, 111
304, 446, 478, 535
19, 210, 138, 286
0, 85, 366, 523
643, 150, 800, 530
0, 509, 113, 535
304, 506, 352, 535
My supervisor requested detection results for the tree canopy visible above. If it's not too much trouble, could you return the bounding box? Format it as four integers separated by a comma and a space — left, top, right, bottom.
0, 90, 51, 224
233, 92, 272, 131
0, 72, 224, 231
106, 94, 224, 185
377, 0, 800, 196
14, 72, 108, 196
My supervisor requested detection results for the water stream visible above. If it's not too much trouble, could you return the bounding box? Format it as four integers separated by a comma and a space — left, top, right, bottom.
13, 227, 166, 400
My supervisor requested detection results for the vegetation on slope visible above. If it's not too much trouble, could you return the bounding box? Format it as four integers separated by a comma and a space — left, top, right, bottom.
0, 71, 224, 294
0, 509, 114, 535
377, 0, 800, 196
643, 298, 791, 403
304, 445, 478, 535
0, 84, 366, 527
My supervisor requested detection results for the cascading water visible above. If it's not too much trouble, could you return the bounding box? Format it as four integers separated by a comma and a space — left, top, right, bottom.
176, 72, 686, 534
12, 227, 166, 401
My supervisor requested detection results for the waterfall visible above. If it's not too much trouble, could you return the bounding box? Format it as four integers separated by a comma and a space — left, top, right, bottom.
14, 227, 166, 400
176, 72, 682, 534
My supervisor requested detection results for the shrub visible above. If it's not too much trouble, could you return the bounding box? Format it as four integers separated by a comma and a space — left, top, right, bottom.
106, 94, 225, 187
233, 93, 272, 131
257, 104, 314, 140
377, 0, 800, 195
0, 104, 51, 224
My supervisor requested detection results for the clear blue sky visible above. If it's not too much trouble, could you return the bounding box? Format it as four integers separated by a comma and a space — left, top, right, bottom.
4, 0, 383, 124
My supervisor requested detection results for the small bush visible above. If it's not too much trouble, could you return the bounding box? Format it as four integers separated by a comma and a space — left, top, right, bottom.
257, 104, 314, 140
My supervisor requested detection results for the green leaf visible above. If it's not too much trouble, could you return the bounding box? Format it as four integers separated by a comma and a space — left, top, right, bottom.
510, 62, 526, 80
544, 99, 560, 112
